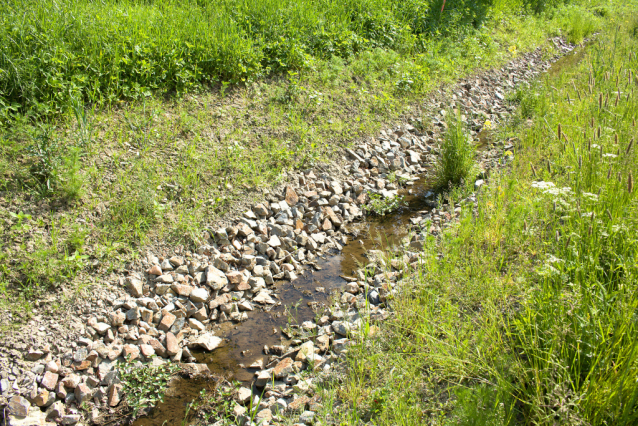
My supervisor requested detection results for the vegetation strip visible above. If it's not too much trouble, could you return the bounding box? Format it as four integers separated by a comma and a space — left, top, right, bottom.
1, 39, 574, 425
299, 13, 638, 426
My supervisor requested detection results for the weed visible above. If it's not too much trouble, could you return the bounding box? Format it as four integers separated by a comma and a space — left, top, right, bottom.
363, 193, 405, 216
120, 357, 180, 418
434, 112, 476, 190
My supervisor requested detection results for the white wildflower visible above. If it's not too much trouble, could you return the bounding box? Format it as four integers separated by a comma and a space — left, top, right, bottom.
531, 181, 555, 190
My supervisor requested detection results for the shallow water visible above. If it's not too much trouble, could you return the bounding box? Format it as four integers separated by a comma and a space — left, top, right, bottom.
132, 178, 431, 426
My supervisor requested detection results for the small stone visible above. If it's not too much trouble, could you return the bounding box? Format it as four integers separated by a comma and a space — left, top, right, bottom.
122, 344, 141, 361
171, 284, 193, 297
8, 395, 30, 417
74, 383, 93, 404
188, 318, 206, 331
158, 312, 176, 332
61, 414, 81, 425
295, 341, 315, 362
33, 389, 50, 407
299, 410, 316, 424
94, 322, 111, 334
26, 349, 44, 361
285, 186, 299, 205
108, 384, 123, 407
206, 266, 229, 290
190, 287, 209, 303
126, 277, 144, 297
148, 264, 162, 275
165, 332, 179, 356
140, 344, 155, 358
273, 357, 294, 378
190, 333, 222, 351
41, 371, 59, 391
235, 387, 252, 404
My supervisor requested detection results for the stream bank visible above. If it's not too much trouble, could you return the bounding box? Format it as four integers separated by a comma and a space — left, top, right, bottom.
0, 39, 578, 426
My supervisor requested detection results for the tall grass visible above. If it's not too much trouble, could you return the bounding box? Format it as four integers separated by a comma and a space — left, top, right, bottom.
434, 113, 476, 190
315, 8, 638, 425
0, 0, 524, 117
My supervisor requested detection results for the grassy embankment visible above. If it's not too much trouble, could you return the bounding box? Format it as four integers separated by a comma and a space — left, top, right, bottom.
312, 6, 638, 425
0, 0, 607, 312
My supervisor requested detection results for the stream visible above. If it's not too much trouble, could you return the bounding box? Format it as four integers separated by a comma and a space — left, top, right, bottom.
132, 177, 433, 426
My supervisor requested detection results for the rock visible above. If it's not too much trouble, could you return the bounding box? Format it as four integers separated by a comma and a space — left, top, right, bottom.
316, 334, 330, 352
475, 179, 485, 189
33, 389, 50, 407
237, 301, 253, 311
94, 322, 111, 335
126, 277, 144, 297
60, 414, 81, 425
7, 406, 52, 425
156, 274, 174, 284
26, 349, 44, 361
188, 318, 206, 331
299, 410, 316, 424
189, 287, 209, 303
332, 321, 351, 336
109, 311, 126, 327
190, 333, 222, 351
295, 341, 315, 362
165, 332, 179, 356
285, 186, 299, 205
41, 371, 59, 391
171, 284, 193, 297
122, 344, 140, 361
235, 387, 252, 404
273, 357, 294, 378
158, 312, 176, 332
256, 408, 272, 422
253, 291, 275, 305
8, 395, 30, 417
139, 344, 155, 358
254, 369, 273, 387
148, 264, 162, 275
61, 374, 81, 389
74, 383, 93, 404
206, 266, 228, 290
107, 384, 123, 407
46, 401, 64, 421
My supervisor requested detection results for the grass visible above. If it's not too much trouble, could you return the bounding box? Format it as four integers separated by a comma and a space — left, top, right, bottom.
313, 3, 638, 425
434, 112, 477, 190
0, 0, 612, 315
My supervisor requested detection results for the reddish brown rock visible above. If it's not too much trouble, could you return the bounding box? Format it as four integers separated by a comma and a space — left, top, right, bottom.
122, 344, 140, 361
41, 371, 59, 391
158, 312, 177, 332
284, 186, 299, 205
148, 264, 162, 275
149, 339, 167, 357
165, 332, 179, 356
108, 383, 123, 407
272, 357, 294, 378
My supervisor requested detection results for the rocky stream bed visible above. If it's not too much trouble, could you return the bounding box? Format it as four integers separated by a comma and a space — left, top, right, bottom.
0, 38, 578, 426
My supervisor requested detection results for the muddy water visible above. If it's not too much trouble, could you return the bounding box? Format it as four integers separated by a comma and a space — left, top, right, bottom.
132, 178, 431, 426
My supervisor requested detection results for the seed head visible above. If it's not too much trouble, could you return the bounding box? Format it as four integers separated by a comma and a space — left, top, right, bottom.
557, 124, 562, 140
626, 139, 634, 156
629, 171, 634, 194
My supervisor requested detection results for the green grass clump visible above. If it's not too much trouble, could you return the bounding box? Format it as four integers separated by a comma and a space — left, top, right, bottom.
315, 6, 638, 425
434, 113, 477, 190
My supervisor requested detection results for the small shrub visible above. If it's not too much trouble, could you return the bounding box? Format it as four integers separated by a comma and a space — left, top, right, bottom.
363, 193, 405, 216
120, 358, 180, 418
434, 113, 476, 190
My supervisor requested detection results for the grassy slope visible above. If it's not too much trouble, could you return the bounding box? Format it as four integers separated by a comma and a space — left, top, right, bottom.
313, 3, 638, 425
0, 1, 608, 314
